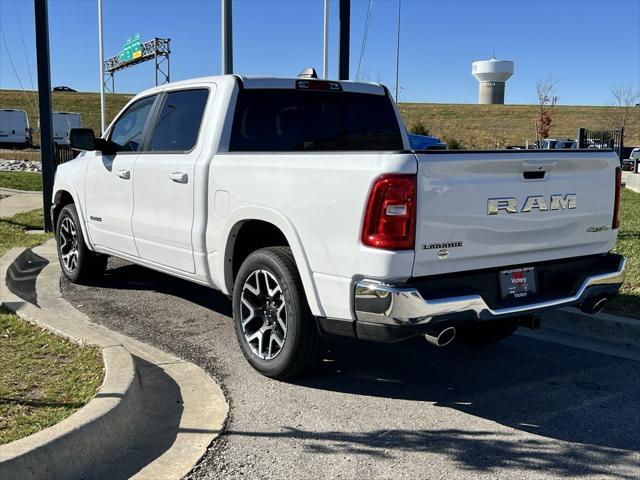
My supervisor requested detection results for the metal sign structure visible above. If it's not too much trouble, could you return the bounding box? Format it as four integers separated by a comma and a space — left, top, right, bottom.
103, 37, 171, 93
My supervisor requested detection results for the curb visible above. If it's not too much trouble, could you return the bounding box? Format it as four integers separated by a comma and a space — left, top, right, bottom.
0, 241, 228, 479
540, 307, 640, 350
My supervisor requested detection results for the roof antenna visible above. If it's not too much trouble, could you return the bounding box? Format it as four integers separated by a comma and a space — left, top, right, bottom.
298, 67, 318, 79
492, 49, 496, 59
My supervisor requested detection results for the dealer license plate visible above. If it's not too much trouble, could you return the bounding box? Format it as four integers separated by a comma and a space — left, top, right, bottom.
499, 267, 537, 299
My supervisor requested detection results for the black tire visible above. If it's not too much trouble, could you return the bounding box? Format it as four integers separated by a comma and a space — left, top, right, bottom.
457, 318, 520, 345
55, 204, 107, 284
232, 246, 322, 380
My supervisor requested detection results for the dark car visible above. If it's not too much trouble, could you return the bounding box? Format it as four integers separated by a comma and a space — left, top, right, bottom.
52, 86, 77, 92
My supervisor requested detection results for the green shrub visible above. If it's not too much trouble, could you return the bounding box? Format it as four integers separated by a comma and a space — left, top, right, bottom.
443, 136, 463, 150
409, 121, 430, 136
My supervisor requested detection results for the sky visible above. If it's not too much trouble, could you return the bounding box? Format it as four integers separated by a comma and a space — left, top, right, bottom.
0, 0, 639, 105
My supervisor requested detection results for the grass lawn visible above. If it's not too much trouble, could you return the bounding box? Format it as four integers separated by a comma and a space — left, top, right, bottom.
0, 209, 52, 257
606, 188, 640, 319
0, 308, 103, 445
0, 172, 42, 191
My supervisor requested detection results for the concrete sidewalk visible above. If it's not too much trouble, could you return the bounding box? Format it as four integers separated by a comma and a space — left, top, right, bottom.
0, 187, 43, 218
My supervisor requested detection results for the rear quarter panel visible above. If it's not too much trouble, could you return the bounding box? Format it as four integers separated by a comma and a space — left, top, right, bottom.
206, 152, 417, 318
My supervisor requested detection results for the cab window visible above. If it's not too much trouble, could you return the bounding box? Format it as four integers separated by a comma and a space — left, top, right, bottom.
109, 95, 156, 152
229, 89, 403, 152
148, 89, 209, 152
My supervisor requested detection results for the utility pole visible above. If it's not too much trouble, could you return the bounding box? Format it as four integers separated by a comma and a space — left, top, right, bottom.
338, 0, 350, 80
98, 0, 106, 134
221, 0, 233, 74
34, 0, 54, 232
323, 0, 329, 79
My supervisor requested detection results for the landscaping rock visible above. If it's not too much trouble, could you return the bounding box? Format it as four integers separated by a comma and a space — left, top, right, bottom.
0, 159, 42, 173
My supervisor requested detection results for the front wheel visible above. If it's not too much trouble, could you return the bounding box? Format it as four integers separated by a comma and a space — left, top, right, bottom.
56, 204, 107, 284
232, 247, 321, 380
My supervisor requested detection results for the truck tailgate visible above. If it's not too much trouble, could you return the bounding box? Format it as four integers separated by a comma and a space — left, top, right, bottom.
413, 151, 619, 277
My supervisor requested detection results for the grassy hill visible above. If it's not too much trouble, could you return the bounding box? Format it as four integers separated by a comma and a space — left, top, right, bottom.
400, 103, 640, 149
1, 89, 638, 148
0, 90, 133, 138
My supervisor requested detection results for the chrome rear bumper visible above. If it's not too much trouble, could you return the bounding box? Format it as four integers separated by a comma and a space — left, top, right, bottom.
354, 256, 626, 326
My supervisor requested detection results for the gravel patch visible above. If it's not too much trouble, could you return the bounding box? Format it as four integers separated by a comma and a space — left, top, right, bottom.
0, 160, 42, 172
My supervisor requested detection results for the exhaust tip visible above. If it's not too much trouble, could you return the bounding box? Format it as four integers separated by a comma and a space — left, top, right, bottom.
579, 296, 608, 315
425, 326, 457, 347
591, 297, 608, 314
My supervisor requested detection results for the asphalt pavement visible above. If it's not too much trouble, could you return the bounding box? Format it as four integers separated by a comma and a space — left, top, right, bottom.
61, 257, 640, 480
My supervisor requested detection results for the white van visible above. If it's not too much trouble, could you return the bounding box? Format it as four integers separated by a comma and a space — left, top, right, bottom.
52, 112, 82, 145
0, 109, 31, 147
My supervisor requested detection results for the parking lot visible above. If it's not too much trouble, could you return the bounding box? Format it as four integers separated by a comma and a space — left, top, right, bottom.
60, 257, 640, 480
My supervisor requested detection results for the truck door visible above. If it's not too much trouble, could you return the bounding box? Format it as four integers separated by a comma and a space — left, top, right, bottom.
85, 94, 158, 257
131, 88, 211, 273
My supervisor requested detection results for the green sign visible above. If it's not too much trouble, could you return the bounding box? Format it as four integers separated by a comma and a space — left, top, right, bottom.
118, 33, 142, 63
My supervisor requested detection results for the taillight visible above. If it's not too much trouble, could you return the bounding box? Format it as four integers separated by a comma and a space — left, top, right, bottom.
362, 174, 416, 250
613, 166, 622, 229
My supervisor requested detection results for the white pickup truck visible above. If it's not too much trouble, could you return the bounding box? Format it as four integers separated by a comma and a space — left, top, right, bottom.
53, 73, 626, 379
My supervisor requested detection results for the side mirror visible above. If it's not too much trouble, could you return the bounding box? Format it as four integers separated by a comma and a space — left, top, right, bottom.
69, 128, 97, 151
69, 128, 115, 154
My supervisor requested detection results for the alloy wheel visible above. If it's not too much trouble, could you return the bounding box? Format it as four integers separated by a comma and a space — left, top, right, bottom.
58, 216, 80, 273
240, 269, 288, 360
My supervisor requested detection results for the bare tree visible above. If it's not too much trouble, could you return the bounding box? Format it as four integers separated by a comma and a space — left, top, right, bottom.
603, 86, 640, 136
536, 75, 558, 143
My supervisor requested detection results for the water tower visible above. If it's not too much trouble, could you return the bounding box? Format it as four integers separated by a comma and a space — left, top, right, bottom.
471, 57, 514, 104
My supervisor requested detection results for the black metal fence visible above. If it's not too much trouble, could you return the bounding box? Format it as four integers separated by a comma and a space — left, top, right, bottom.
577, 128, 625, 160
54, 145, 79, 167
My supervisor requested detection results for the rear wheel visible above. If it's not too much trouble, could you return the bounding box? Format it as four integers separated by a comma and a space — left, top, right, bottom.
232, 247, 321, 379
457, 318, 520, 345
56, 204, 107, 284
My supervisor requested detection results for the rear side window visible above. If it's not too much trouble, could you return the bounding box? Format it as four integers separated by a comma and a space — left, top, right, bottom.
229, 89, 403, 151
109, 95, 156, 152
149, 89, 209, 152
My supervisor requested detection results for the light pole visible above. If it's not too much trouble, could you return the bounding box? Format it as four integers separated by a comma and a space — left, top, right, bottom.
33, 0, 54, 232
323, 0, 329, 79
394, 0, 401, 102
98, 0, 106, 134
222, 0, 233, 74
338, 0, 350, 80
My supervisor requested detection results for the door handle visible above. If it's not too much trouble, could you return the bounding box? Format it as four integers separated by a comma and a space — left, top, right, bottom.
116, 169, 130, 179
169, 171, 188, 183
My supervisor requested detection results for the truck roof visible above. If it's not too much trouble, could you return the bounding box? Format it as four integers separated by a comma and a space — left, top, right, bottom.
130, 74, 387, 98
